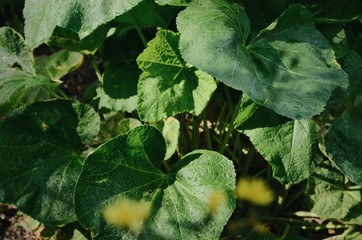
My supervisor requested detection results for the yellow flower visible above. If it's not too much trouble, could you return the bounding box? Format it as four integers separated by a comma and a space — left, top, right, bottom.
103, 197, 151, 233
207, 190, 226, 214
236, 178, 275, 206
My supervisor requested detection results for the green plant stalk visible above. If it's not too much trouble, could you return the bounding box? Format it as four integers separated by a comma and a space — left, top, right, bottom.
278, 223, 290, 240
191, 117, 200, 150
259, 216, 349, 230
241, 147, 256, 176
128, 12, 148, 47
218, 95, 242, 154
203, 111, 212, 150
90, 57, 103, 82
282, 183, 307, 211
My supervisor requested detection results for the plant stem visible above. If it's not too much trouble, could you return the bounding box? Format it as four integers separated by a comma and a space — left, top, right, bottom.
218, 96, 242, 154
191, 116, 200, 150
90, 57, 103, 82
259, 216, 349, 230
241, 147, 255, 176
128, 12, 148, 47
57, 89, 69, 99
203, 111, 212, 150
278, 224, 290, 240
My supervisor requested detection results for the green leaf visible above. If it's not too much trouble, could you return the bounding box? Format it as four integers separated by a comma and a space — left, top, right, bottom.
244, 118, 322, 184
137, 29, 216, 122
155, 0, 190, 6
341, 50, 362, 103
234, 95, 289, 131
115, 0, 179, 30
0, 99, 100, 225
75, 125, 236, 239
325, 94, 362, 185
306, 161, 362, 224
163, 117, 180, 160
35, 50, 83, 82
103, 64, 140, 99
0, 27, 34, 74
177, 1, 348, 119
115, 118, 142, 135
319, 24, 348, 59
301, 0, 362, 23
47, 24, 111, 54
23, 0, 144, 49
96, 86, 138, 114
0, 69, 56, 114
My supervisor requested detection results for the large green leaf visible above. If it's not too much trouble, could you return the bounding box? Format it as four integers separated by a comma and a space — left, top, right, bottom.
0, 69, 55, 114
0, 27, 34, 74
240, 101, 322, 183
137, 29, 216, 122
75, 125, 236, 239
177, 1, 348, 119
307, 161, 362, 224
324, 51, 362, 185
0, 99, 100, 224
23, 0, 144, 49
325, 95, 362, 186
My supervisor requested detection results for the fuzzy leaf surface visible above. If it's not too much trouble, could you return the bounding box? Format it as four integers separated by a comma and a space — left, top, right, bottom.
177, 1, 348, 119
137, 30, 216, 122
0, 100, 100, 224
307, 162, 362, 224
75, 126, 236, 239
0, 27, 34, 74
244, 118, 322, 184
324, 51, 362, 185
0, 69, 55, 114
24, 0, 143, 49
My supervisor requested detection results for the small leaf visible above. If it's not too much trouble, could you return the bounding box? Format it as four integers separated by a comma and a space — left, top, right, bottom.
0, 27, 34, 74
75, 126, 236, 239
306, 161, 362, 224
116, 118, 142, 135
0, 99, 100, 225
177, 1, 348, 119
24, 0, 144, 49
137, 29, 216, 122
162, 117, 180, 160
155, 0, 190, 6
244, 117, 322, 184
47, 24, 111, 53
35, 50, 83, 81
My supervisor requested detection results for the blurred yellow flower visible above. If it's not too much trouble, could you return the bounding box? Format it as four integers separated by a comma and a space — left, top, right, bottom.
236, 178, 275, 206
103, 197, 151, 233
207, 190, 226, 214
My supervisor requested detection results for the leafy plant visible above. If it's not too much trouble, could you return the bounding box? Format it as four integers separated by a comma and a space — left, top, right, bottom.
0, 0, 361, 239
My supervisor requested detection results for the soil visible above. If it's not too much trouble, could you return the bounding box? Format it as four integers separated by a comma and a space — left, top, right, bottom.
0, 203, 45, 240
